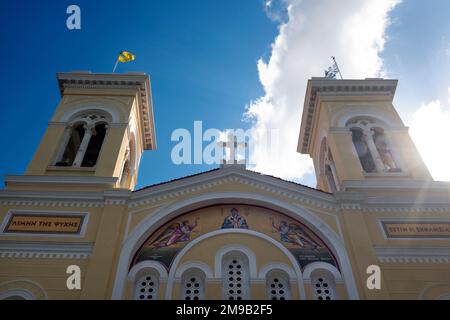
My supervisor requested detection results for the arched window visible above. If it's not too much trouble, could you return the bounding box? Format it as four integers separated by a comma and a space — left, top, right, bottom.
266, 270, 291, 300
81, 123, 106, 167
119, 159, 131, 187
347, 118, 401, 173
350, 127, 376, 173
55, 124, 85, 166
54, 112, 109, 168
372, 127, 400, 172
319, 138, 339, 192
119, 135, 136, 188
222, 252, 250, 300
311, 271, 336, 300
180, 269, 205, 300
134, 272, 159, 300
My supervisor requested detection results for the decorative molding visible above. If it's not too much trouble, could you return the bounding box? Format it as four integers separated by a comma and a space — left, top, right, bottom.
375, 246, 450, 264
128, 260, 168, 280
129, 167, 338, 212
4, 175, 118, 186
0, 279, 48, 300
341, 179, 450, 191
298, 78, 398, 154
302, 261, 343, 281
174, 261, 214, 280
365, 206, 450, 213
104, 190, 131, 206
112, 191, 359, 300
0, 241, 93, 259
0, 189, 133, 208
258, 263, 297, 280
214, 243, 258, 279
57, 72, 156, 150
162, 228, 307, 300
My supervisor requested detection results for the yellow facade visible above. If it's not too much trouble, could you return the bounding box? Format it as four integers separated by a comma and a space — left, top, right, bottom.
0, 73, 449, 300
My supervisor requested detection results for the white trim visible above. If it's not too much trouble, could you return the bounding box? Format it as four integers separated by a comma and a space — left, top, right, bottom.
164, 229, 305, 300
128, 260, 168, 280
0, 289, 35, 300
0, 210, 89, 238
0, 241, 93, 259
374, 246, 450, 263
58, 105, 120, 123
0, 279, 48, 300
129, 167, 337, 210
112, 192, 359, 300
175, 261, 214, 279
334, 109, 397, 128
214, 244, 257, 279
302, 261, 342, 281
258, 263, 297, 280
4, 175, 118, 186
342, 179, 450, 191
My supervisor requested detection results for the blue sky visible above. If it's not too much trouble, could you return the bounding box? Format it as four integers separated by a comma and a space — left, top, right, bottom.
1, 0, 450, 189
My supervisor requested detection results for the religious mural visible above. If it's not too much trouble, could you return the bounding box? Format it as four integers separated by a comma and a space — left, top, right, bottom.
132, 205, 338, 272
221, 208, 249, 229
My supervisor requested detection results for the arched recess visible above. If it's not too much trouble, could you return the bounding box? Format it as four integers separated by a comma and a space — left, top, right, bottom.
55, 100, 124, 124
419, 284, 450, 300
0, 279, 47, 300
112, 192, 359, 300
163, 229, 305, 299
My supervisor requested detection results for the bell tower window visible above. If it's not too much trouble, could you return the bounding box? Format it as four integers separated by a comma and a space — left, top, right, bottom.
55, 124, 85, 167
347, 118, 401, 174
319, 138, 340, 192
350, 128, 376, 173
54, 112, 109, 168
372, 128, 401, 172
81, 123, 106, 167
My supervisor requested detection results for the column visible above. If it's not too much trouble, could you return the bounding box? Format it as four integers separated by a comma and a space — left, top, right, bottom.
362, 129, 385, 172
53, 124, 73, 165
73, 125, 93, 167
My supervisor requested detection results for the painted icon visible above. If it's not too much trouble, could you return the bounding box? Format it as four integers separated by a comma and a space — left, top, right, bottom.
152, 218, 198, 248
221, 208, 249, 229
271, 218, 322, 250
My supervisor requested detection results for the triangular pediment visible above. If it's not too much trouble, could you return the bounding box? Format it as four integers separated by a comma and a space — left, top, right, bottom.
130, 166, 337, 210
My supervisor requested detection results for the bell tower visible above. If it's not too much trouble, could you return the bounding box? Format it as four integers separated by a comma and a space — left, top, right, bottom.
4, 71, 156, 191
298, 78, 431, 193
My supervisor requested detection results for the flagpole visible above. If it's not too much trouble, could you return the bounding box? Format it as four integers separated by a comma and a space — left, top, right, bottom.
331, 56, 343, 80
112, 58, 119, 73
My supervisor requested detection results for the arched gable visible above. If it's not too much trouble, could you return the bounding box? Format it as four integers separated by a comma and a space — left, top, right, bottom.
130, 205, 339, 273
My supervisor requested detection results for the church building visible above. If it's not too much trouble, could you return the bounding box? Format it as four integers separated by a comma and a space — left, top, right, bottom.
0, 72, 449, 300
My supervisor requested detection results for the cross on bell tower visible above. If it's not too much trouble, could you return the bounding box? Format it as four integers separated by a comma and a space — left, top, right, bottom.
218, 133, 248, 168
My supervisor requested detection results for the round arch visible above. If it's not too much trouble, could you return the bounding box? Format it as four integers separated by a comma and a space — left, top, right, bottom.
112, 192, 359, 299
164, 229, 305, 299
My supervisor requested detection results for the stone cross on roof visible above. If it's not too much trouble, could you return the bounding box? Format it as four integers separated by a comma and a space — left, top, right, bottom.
218, 133, 247, 168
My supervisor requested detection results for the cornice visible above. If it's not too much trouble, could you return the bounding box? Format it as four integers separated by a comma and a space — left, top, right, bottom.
129, 167, 338, 211
4, 175, 118, 186
298, 78, 398, 155
375, 246, 450, 264
57, 72, 156, 150
0, 241, 93, 259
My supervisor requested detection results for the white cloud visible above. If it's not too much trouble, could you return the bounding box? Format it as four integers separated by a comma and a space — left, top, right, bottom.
245, 0, 400, 181
408, 97, 450, 181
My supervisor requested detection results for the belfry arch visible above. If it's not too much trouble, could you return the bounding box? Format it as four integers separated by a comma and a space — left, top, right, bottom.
112, 192, 359, 299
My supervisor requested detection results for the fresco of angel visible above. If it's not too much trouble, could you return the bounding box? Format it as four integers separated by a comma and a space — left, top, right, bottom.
271, 218, 322, 251
151, 218, 198, 248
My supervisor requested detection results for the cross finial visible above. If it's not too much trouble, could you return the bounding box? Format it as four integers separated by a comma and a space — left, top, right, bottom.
217, 133, 248, 168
